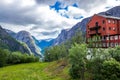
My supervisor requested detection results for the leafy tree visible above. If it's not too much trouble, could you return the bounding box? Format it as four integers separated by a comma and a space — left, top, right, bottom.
44, 44, 68, 62
101, 59, 120, 80
70, 31, 85, 45
109, 46, 120, 62
0, 48, 9, 67
69, 44, 87, 79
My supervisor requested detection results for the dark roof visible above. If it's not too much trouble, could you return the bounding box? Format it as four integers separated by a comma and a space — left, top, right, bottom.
98, 14, 120, 20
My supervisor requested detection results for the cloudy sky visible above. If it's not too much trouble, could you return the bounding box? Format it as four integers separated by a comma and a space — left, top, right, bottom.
0, 0, 120, 40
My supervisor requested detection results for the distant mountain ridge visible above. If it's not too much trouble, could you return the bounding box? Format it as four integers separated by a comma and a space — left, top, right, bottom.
0, 25, 31, 54
6, 29, 42, 57
53, 6, 120, 45
15, 31, 42, 56
5, 28, 54, 55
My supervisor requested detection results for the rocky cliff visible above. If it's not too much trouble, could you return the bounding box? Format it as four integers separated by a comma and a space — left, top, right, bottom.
15, 31, 42, 56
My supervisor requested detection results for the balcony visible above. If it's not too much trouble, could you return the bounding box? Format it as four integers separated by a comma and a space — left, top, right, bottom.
89, 26, 101, 30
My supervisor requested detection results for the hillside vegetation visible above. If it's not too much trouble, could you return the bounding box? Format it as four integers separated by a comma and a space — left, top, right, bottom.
0, 59, 71, 80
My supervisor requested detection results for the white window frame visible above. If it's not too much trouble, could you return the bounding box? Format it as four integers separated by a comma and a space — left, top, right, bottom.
108, 19, 111, 23
115, 36, 118, 40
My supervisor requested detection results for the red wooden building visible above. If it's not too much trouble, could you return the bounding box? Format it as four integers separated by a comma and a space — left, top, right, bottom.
86, 14, 120, 48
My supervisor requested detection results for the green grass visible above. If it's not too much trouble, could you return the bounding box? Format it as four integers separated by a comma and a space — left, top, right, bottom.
0, 60, 71, 80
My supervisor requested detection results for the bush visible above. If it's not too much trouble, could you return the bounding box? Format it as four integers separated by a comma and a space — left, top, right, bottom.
0, 49, 9, 67
69, 44, 87, 79
69, 64, 81, 79
7, 52, 39, 65
0, 48, 39, 67
101, 59, 120, 80
7, 52, 23, 64
44, 44, 68, 62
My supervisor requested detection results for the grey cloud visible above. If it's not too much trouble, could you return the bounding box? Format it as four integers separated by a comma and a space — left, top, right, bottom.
0, 0, 108, 40
0, 0, 107, 27
35, 0, 56, 5
41, 30, 59, 35
30, 26, 40, 31
0, 1, 40, 26
36, 0, 107, 11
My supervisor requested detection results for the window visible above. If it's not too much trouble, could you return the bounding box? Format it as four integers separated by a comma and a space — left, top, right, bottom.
109, 27, 111, 30
119, 35, 120, 39
106, 37, 109, 40
96, 43, 98, 47
113, 20, 115, 24
103, 27, 105, 30
113, 27, 116, 31
115, 36, 118, 40
108, 19, 111, 23
107, 43, 109, 47
103, 43, 106, 47
99, 43, 102, 47
103, 36, 106, 40
95, 22, 98, 26
103, 20, 105, 24
110, 36, 113, 40
111, 43, 114, 47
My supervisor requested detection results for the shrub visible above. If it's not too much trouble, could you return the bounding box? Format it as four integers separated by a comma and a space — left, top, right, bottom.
69, 44, 87, 79
7, 52, 39, 64
0, 49, 9, 67
101, 59, 120, 80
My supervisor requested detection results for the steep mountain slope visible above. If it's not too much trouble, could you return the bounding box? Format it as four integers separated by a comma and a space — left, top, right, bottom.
15, 31, 41, 56
53, 6, 120, 45
53, 17, 90, 45
0, 26, 31, 54
5, 29, 16, 38
5, 29, 53, 55
53, 29, 69, 45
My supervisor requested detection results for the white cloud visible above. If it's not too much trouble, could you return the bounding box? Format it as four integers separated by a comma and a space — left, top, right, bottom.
59, 6, 87, 19
0, 0, 119, 40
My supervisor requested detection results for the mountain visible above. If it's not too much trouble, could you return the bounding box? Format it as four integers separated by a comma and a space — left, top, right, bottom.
15, 31, 42, 56
0, 25, 31, 54
5, 29, 16, 38
53, 29, 69, 45
5, 29, 53, 55
53, 6, 120, 45
53, 17, 90, 45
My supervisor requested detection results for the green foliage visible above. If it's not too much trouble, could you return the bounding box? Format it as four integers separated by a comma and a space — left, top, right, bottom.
108, 46, 120, 62
100, 59, 120, 80
0, 60, 70, 80
69, 44, 87, 79
44, 44, 68, 62
0, 49, 9, 67
0, 33, 30, 54
0, 48, 39, 67
70, 31, 85, 45
68, 44, 120, 80
44, 31, 85, 62
7, 52, 39, 64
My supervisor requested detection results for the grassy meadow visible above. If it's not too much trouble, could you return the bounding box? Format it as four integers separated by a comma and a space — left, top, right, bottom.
0, 60, 71, 80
